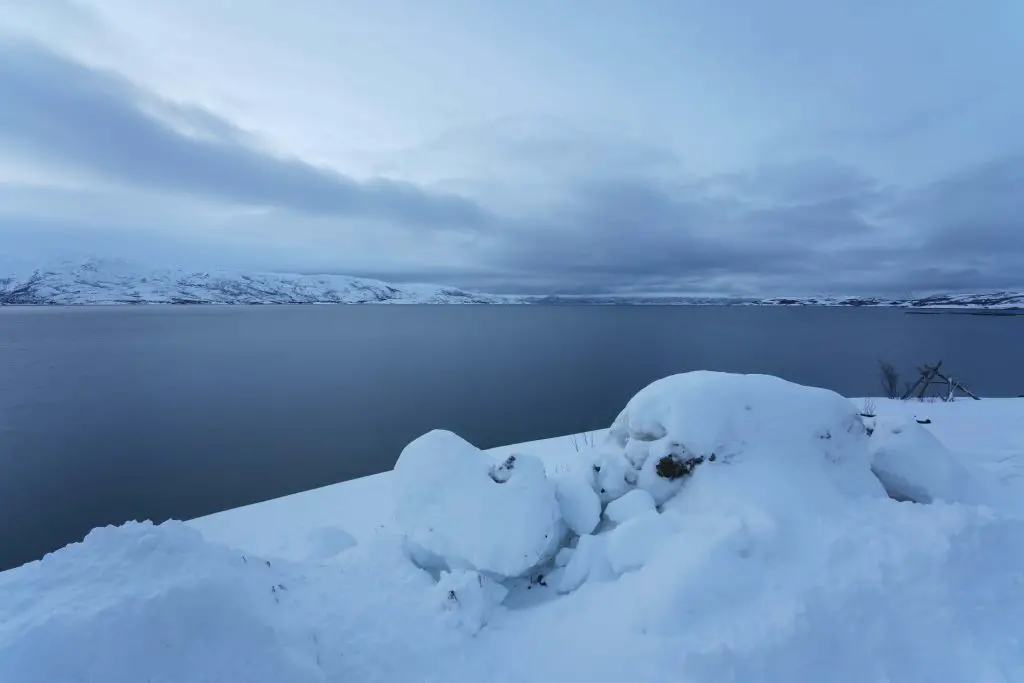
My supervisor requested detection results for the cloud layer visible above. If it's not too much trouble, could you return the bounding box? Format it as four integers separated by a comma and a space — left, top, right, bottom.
1, 2, 1022, 296
0, 40, 488, 229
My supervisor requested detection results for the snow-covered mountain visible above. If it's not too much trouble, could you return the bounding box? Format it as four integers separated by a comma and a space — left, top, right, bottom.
751, 292, 1024, 309
0, 259, 504, 305
525, 292, 1024, 309
1, 259, 1021, 308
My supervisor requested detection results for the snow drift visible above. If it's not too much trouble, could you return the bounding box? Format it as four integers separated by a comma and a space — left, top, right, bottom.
868, 417, 979, 504
0, 522, 322, 683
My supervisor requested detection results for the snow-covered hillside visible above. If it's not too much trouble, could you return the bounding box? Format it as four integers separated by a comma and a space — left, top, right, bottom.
755, 292, 1024, 309
3, 372, 1023, 682
528, 292, 1024, 308
1, 259, 1020, 307
0, 259, 503, 305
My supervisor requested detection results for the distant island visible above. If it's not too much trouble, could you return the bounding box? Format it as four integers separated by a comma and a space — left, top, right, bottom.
1, 259, 1021, 309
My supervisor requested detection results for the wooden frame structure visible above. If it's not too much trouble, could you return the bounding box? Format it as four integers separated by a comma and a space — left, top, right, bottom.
900, 361, 981, 401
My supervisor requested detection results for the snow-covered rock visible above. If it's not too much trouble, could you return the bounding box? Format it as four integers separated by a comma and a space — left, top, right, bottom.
554, 472, 602, 536
605, 510, 678, 574
610, 371, 886, 520
554, 546, 575, 568
869, 419, 977, 504
393, 431, 566, 578
0, 521, 321, 683
434, 569, 509, 635
590, 450, 634, 503
553, 533, 614, 594
604, 489, 656, 524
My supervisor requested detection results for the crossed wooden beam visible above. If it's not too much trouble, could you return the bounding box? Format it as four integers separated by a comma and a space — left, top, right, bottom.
900, 360, 981, 401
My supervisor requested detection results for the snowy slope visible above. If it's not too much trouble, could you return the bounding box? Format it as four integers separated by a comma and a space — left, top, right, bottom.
3, 374, 1023, 682
0, 259, 504, 305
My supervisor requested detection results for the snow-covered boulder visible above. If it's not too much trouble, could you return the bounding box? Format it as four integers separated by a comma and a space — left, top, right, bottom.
0, 521, 321, 683
869, 419, 977, 504
553, 533, 615, 593
434, 569, 509, 635
609, 372, 886, 520
604, 489, 656, 524
605, 511, 678, 574
590, 450, 634, 503
394, 430, 566, 578
554, 472, 602, 536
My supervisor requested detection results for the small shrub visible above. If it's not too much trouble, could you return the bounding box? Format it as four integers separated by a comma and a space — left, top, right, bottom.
860, 398, 876, 417
879, 361, 901, 399
572, 431, 596, 453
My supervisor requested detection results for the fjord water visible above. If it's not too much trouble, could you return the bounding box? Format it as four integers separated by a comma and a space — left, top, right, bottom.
1, 304, 1021, 570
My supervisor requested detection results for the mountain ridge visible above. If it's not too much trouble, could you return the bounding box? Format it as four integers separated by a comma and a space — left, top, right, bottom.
2, 260, 1021, 308
0, 259, 504, 305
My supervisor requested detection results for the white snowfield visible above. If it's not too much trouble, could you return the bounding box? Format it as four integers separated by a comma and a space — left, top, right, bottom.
3, 372, 1024, 683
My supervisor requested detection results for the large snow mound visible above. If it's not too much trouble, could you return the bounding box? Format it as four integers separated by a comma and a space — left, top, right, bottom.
0, 521, 321, 683
527, 501, 1024, 683
869, 418, 979, 504
606, 371, 887, 517
393, 430, 565, 577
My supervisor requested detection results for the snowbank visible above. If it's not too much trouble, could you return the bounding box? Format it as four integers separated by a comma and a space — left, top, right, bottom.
869, 418, 978, 504
393, 430, 565, 577
604, 488, 656, 524
0, 522, 321, 683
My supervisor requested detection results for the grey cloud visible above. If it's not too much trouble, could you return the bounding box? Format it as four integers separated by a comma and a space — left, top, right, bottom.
372, 116, 682, 194
910, 154, 1024, 255
483, 172, 867, 292
1, 34, 1021, 298
461, 155, 1024, 296
0, 39, 489, 228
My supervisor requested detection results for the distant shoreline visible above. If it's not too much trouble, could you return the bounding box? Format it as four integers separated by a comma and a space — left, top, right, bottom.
2, 300, 1023, 312
904, 308, 1024, 316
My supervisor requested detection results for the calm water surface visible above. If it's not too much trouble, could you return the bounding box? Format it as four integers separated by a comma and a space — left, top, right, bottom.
1, 305, 1022, 569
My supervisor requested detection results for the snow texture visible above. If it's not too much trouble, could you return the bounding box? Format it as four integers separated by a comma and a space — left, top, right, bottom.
590, 449, 634, 503
393, 430, 565, 577
554, 471, 602, 536
604, 510, 678, 574
434, 569, 509, 635
553, 533, 615, 594
868, 418, 975, 503
604, 488, 657, 524
0, 522, 322, 683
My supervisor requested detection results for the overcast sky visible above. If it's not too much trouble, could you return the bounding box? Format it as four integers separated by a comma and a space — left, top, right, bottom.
1, 0, 1021, 295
